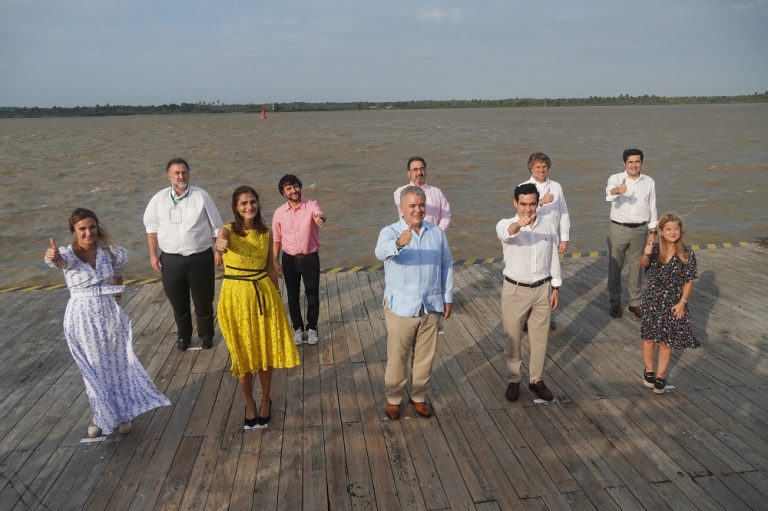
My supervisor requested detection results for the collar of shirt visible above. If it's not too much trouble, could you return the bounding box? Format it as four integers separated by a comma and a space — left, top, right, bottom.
398, 217, 432, 235
282, 198, 308, 211
170, 187, 191, 205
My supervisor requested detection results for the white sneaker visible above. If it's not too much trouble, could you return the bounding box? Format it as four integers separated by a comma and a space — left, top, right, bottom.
294, 329, 304, 345
118, 421, 132, 434
307, 329, 319, 345
87, 423, 102, 438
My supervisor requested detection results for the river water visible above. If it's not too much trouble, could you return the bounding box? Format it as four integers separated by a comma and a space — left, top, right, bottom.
1, 104, 766, 287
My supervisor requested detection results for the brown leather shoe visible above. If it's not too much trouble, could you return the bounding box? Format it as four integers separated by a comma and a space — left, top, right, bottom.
528, 380, 554, 402
609, 304, 623, 318
628, 305, 642, 319
384, 403, 401, 420
408, 398, 433, 418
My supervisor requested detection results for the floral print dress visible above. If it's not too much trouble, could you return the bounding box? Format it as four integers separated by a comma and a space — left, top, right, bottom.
48, 244, 170, 434
640, 244, 700, 349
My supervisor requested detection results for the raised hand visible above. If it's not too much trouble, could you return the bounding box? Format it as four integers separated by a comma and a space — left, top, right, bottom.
397, 227, 412, 249
313, 212, 326, 227
216, 227, 230, 254
539, 187, 554, 206
617, 178, 627, 195
644, 236, 654, 255
518, 212, 536, 227
45, 238, 60, 264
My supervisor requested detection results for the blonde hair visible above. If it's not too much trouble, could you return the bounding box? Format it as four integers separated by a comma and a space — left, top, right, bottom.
657, 213, 688, 265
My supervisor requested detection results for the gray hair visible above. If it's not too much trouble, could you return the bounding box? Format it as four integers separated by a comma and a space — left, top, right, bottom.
399, 185, 426, 204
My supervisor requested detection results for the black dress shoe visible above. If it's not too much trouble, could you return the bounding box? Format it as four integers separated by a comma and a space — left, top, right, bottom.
505, 382, 520, 402
609, 305, 623, 318
528, 380, 554, 402
177, 338, 191, 351
201, 336, 213, 349
257, 399, 272, 427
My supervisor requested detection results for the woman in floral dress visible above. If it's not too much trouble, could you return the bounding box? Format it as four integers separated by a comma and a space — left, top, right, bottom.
45, 208, 170, 437
216, 186, 300, 429
640, 213, 699, 394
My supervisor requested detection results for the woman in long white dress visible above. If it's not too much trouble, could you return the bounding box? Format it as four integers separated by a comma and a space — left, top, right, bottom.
45, 208, 170, 437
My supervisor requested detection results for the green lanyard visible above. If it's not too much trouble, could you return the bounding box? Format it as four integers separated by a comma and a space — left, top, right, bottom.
170, 188, 190, 206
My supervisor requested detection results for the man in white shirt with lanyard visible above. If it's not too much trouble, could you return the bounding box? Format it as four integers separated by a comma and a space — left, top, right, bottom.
605, 148, 658, 319
143, 158, 224, 351
497, 183, 562, 403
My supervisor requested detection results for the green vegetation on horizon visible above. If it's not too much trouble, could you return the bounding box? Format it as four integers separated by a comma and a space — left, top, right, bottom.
2, 92, 767, 118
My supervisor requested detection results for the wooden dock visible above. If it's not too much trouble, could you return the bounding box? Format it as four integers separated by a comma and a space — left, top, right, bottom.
1, 244, 766, 510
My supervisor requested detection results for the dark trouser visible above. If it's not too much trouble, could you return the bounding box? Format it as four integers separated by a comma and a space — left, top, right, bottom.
282, 251, 320, 331
160, 248, 215, 340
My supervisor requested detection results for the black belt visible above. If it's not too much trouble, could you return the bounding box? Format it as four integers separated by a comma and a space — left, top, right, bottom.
612, 220, 648, 228
222, 265, 269, 314
285, 251, 318, 260
504, 276, 551, 288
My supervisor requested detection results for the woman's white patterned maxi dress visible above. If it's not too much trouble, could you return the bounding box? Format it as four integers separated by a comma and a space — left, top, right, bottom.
48, 244, 170, 435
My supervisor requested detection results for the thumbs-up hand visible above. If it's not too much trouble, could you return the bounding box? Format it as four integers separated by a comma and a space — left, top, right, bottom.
46, 238, 61, 265
617, 178, 628, 195
539, 187, 554, 206
397, 227, 412, 250
313, 212, 326, 227
215, 227, 230, 254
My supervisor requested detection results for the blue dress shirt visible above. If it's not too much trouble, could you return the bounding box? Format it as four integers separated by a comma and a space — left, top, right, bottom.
375, 219, 453, 317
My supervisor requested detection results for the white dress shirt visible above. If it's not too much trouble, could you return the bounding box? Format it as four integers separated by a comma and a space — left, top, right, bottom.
521, 177, 570, 242
496, 216, 562, 287
143, 185, 223, 255
605, 172, 658, 229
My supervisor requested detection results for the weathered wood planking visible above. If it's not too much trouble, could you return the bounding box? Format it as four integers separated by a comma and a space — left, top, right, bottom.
0, 245, 765, 510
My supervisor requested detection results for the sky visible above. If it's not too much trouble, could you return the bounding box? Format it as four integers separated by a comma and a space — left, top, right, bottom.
1, 0, 766, 107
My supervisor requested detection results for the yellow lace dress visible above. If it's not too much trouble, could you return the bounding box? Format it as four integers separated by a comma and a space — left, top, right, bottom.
217, 225, 300, 376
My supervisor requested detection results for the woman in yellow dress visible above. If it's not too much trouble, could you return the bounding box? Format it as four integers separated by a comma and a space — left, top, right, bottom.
216, 185, 300, 429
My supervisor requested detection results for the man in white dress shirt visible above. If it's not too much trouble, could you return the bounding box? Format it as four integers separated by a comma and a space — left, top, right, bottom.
497, 183, 561, 402
605, 148, 658, 319
143, 158, 224, 350
520, 152, 570, 253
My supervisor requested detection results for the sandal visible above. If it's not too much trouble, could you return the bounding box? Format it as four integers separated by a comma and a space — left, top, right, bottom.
653, 377, 666, 395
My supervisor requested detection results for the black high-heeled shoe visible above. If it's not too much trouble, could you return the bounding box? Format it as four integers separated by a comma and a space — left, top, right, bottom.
257, 399, 272, 427
244, 399, 260, 430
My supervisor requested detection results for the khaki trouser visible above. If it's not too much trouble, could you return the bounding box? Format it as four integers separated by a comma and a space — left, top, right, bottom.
608, 222, 648, 307
384, 302, 439, 404
501, 281, 552, 384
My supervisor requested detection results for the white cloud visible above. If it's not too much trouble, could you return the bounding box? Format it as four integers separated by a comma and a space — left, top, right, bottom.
418, 6, 462, 23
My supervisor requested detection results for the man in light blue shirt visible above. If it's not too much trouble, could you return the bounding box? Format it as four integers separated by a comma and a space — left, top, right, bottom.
375, 185, 453, 420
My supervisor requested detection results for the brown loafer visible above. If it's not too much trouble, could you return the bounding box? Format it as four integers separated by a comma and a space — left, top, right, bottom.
628, 305, 642, 319
384, 403, 401, 420
528, 380, 554, 402
409, 398, 433, 418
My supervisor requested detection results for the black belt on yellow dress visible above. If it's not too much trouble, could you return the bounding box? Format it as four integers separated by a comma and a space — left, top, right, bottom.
223, 265, 269, 314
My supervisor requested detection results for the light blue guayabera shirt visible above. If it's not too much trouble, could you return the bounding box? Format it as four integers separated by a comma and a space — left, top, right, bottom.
375, 218, 453, 317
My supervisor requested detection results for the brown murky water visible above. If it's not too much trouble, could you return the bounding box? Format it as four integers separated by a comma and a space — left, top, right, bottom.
1, 104, 766, 287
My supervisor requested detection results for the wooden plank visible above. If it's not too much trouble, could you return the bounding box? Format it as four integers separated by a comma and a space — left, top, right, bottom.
153, 435, 204, 510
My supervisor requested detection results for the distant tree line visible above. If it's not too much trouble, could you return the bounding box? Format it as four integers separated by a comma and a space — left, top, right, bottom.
2, 92, 767, 118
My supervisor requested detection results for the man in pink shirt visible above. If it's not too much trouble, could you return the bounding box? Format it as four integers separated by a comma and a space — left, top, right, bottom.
272, 174, 327, 345
394, 156, 451, 230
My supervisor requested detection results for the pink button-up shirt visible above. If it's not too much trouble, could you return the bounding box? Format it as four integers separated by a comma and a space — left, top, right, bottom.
272, 198, 324, 255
